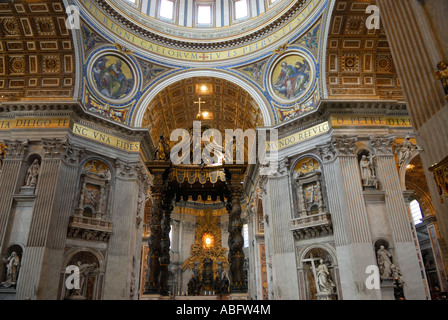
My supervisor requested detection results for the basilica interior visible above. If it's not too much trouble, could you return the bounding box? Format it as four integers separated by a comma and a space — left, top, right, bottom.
0, 0, 447, 301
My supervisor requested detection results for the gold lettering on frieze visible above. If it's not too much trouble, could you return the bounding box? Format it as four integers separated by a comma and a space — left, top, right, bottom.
267, 121, 330, 151
72, 123, 140, 152
0, 117, 71, 130
331, 116, 412, 127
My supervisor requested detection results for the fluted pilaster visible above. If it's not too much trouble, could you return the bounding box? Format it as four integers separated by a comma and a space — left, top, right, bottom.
0, 139, 29, 254
16, 138, 66, 300
370, 135, 427, 299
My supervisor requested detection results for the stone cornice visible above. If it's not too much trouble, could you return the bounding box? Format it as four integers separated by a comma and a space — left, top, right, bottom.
0, 101, 154, 161
271, 99, 409, 139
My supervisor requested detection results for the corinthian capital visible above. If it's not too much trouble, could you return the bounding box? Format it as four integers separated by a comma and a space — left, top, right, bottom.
317, 141, 337, 163
4, 139, 29, 160
42, 138, 67, 159
62, 140, 85, 166
115, 159, 143, 180
369, 134, 395, 155
332, 135, 358, 156
259, 157, 289, 178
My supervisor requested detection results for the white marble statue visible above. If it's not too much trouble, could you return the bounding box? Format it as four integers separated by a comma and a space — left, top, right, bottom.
316, 259, 336, 293
394, 135, 422, 167
377, 245, 393, 278
24, 159, 40, 187
360, 154, 372, 185
1, 251, 20, 288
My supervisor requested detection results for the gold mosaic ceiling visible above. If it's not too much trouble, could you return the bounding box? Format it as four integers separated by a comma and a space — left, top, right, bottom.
142, 77, 263, 143
326, 0, 404, 100
0, 0, 76, 101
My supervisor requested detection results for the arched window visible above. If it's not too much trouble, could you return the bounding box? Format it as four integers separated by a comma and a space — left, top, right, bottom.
243, 223, 249, 248
410, 199, 423, 225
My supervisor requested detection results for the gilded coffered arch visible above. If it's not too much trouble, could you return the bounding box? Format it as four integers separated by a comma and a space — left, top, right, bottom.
0, 0, 77, 101
324, 0, 404, 100
139, 75, 265, 145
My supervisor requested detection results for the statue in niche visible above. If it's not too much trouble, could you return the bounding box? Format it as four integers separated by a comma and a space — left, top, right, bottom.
315, 259, 336, 293
1, 252, 20, 288
435, 61, 448, 100
24, 159, 40, 187
393, 135, 422, 168
391, 264, 405, 300
360, 153, 379, 189
70, 261, 97, 298
377, 245, 393, 278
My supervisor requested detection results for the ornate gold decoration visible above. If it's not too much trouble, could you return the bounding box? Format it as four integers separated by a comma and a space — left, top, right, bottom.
182, 210, 229, 279
168, 167, 226, 185
295, 157, 320, 175
83, 159, 110, 178
435, 61, 448, 100
273, 43, 289, 55
429, 156, 448, 203
114, 42, 133, 55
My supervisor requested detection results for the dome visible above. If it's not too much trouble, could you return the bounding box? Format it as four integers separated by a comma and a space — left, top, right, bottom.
101, 0, 304, 44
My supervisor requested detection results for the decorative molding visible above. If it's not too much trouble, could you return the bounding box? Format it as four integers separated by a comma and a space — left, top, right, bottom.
67, 215, 113, 242
291, 213, 333, 240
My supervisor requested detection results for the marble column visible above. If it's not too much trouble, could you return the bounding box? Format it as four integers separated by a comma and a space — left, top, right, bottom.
16, 138, 68, 300
37, 141, 84, 299
318, 136, 379, 300
0, 140, 29, 255
370, 135, 428, 299
376, 0, 448, 268
259, 159, 299, 299
102, 160, 143, 299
